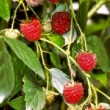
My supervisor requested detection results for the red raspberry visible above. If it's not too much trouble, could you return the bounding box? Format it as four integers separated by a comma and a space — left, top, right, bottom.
20, 18, 42, 41
63, 82, 84, 104
98, 108, 106, 110
52, 11, 71, 34
86, 107, 106, 110
85, 107, 92, 110
77, 52, 97, 72
48, 0, 60, 3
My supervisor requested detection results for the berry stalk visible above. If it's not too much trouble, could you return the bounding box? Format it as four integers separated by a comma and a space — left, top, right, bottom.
69, 0, 88, 52
36, 42, 50, 91
11, 1, 22, 29
88, 0, 107, 18
20, 0, 29, 21
40, 37, 90, 78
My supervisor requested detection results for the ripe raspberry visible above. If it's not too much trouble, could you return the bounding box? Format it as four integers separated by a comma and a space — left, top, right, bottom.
63, 82, 84, 104
52, 11, 71, 34
86, 107, 105, 110
20, 18, 42, 41
77, 52, 96, 72
48, 0, 60, 3
25, 0, 44, 7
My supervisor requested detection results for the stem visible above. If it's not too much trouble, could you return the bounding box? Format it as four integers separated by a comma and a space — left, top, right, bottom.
95, 87, 110, 101
74, 18, 88, 52
69, 0, 87, 52
11, 1, 22, 29
91, 84, 98, 107
42, 1, 48, 22
66, 20, 73, 53
36, 42, 50, 90
80, 77, 92, 109
21, 0, 29, 21
67, 58, 75, 82
103, 35, 110, 43
40, 38, 90, 78
28, 5, 40, 19
69, 0, 75, 17
88, 0, 107, 18
66, 10, 73, 55
101, 17, 110, 39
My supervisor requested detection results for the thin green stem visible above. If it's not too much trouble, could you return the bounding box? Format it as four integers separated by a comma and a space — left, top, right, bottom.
66, 12, 73, 55
74, 18, 88, 52
40, 38, 90, 78
42, 50, 50, 54
11, 1, 22, 29
95, 87, 110, 101
28, 5, 40, 19
69, 0, 87, 52
67, 58, 74, 82
36, 42, 50, 91
42, 1, 48, 22
88, 0, 107, 18
80, 77, 92, 109
101, 17, 110, 39
40, 38, 67, 55
103, 35, 110, 43
43, 88, 59, 95
69, 0, 75, 17
91, 84, 98, 107
21, 0, 29, 21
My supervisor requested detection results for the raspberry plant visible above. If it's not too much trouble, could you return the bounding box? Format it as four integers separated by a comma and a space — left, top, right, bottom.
0, 0, 110, 110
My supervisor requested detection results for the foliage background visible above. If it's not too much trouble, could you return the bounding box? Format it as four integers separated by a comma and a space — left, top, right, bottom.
0, 0, 110, 110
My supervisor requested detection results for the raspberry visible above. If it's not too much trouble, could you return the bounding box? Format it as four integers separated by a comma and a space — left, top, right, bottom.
52, 11, 71, 34
43, 20, 52, 33
48, 0, 60, 3
25, 0, 44, 7
85, 107, 92, 110
4, 29, 20, 39
46, 91, 55, 105
77, 52, 97, 72
63, 82, 84, 104
86, 107, 106, 110
20, 18, 42, 41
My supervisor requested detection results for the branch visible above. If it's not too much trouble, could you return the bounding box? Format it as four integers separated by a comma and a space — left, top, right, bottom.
88, 0, 107, 18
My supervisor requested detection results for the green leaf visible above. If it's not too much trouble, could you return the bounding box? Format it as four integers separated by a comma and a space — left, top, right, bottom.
47, 34, 65, 56
92, 73, 107, 87
53, 3, 69, 15
0, 39, 14, 105
0, 20, 8, 30
47, 34, 65, 47
23, 73, 45, 110
0, 0, 10, 21
49, 68, 69, 93
50, 52, 62, 69
11, 57, 29, 97
8, 96, 25, 110
85, 19, 110, 35
92, 0, 100, 3
77, 0, 90, 31
71, 42, 81, 58
4, 37, 45, 79
87, 36, 110, 72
